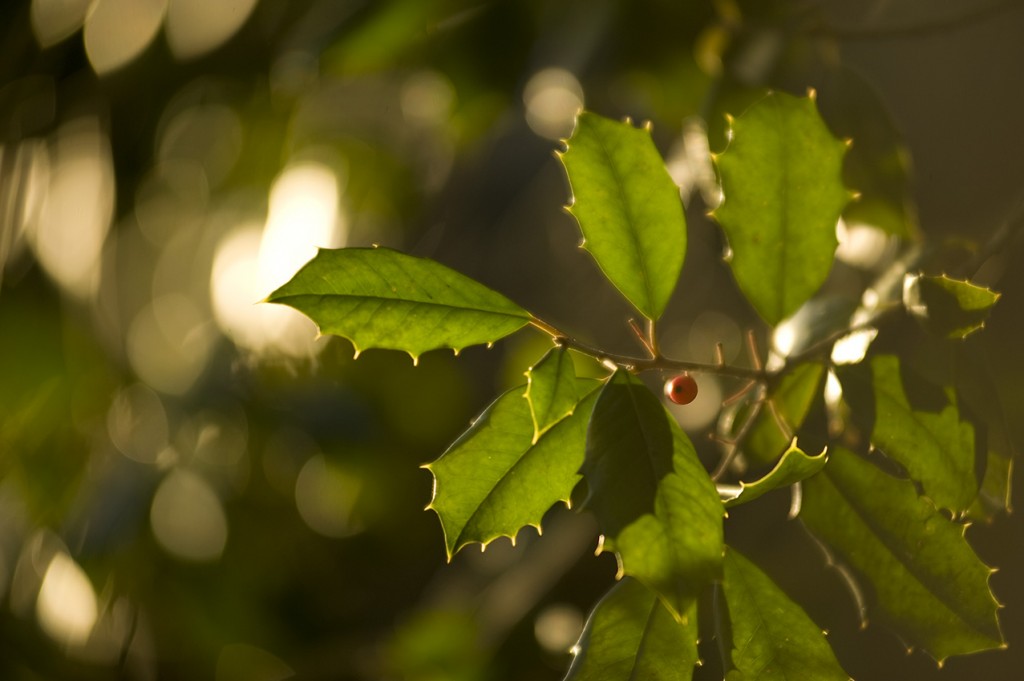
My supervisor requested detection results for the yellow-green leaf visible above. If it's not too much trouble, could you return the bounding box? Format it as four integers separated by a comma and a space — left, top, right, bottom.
712, 91, 850, 325
801, 448, 1003, 662
559, 112, 687, 320
524, 346, 583, 442
266, 247, 531, 361
425, 379, 599, 558
567, 578, 698, 681
723, 442, 827, 508
904, 274, 1000, 339
581, 371, 724, 619
722, 548, 851, 681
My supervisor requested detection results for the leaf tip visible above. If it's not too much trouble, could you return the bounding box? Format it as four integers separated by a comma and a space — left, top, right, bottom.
622, 115, 633, 126
371, 242, 380, 248
724, 112, 736, 125
642, 119, 653, 132
806, 86, 818, 100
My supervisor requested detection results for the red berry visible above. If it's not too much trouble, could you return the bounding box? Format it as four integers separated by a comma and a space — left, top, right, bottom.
664, 374, 698, 405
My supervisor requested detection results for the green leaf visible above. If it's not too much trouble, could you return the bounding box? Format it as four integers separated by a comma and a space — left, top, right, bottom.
525, 346, 582, 442
904, 274, 1000, 339
567, 578, 698, 681
744, 362, 825, 466
581, 371, 724, 619
801, 448, 1003, 662
723, 442, 827, 508
424, 379, 599, 558
839, 355, 976, 514
266, 247, 531, 361
722, 548, 850, 681
559, 112, 687, 319
712, 91, 850, 325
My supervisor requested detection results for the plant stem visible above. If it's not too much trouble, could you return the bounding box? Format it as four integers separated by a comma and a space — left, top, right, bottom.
711, 387, 766, 481
529, 317, 765, 381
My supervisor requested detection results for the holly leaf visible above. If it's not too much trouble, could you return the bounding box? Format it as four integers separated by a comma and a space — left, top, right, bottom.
525, 346, 583, 442
838, 355, 976, 514
266, 247, 531, 361
566, 578, 698, 681
712, 91, 850, 325
801, 448, 1003, 662
581, 371, 724, 619
723, 442, 827, 508
424, 379, 599, 558
559, 112, 687, 320
903, 274, 1000, 339
744, 362, 825, 466
722, 548, 851, 681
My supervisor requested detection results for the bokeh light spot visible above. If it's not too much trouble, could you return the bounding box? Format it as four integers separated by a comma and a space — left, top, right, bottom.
524, 68, 584, 140
401, 71, 455, 126
836, 219, 892, 268
107, 383, 170, 465
126, 293, 213, 395
29, 119, 114, 299
165, 0, 259, 61
30, 0, 92, 48
294, 454, 363, 539
158, 103, 243, 187
150, 469, 228, 562
259, 161, 344, 291
534, 603, 584, 655
84, 0, 168, 76
210, 160, 345, 357
36, 552, 98, 648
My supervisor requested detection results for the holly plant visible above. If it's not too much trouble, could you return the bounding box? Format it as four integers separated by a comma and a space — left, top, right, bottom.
267, 91, 1006, 679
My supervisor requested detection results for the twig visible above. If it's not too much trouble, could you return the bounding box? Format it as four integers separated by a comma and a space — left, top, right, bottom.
628, 318, 656, 357
529, 317, 765, 381
712, 386, 766, 481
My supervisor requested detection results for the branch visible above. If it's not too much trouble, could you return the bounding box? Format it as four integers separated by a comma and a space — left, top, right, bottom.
528, 317, 765, 381
711, 386, 766, 481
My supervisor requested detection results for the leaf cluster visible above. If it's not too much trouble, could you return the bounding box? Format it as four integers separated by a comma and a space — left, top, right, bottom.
269, 91, 1006, 679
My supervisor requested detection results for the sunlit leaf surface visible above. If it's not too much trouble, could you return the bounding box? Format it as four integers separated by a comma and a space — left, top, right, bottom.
744, 362, 824, 466
904, 274, 1000, 339
722, 548, 850, 681
267, 247, 532, 360
525, 346, 583, 442
724, 442, 826, 508
839, 355, 976, 514
713, 91, 850, 325
425, 379, 599, 558
566, 578, 698, 681
801, 448, 1003, 661
581, 371, 723, 619
559, 112, 686, 320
